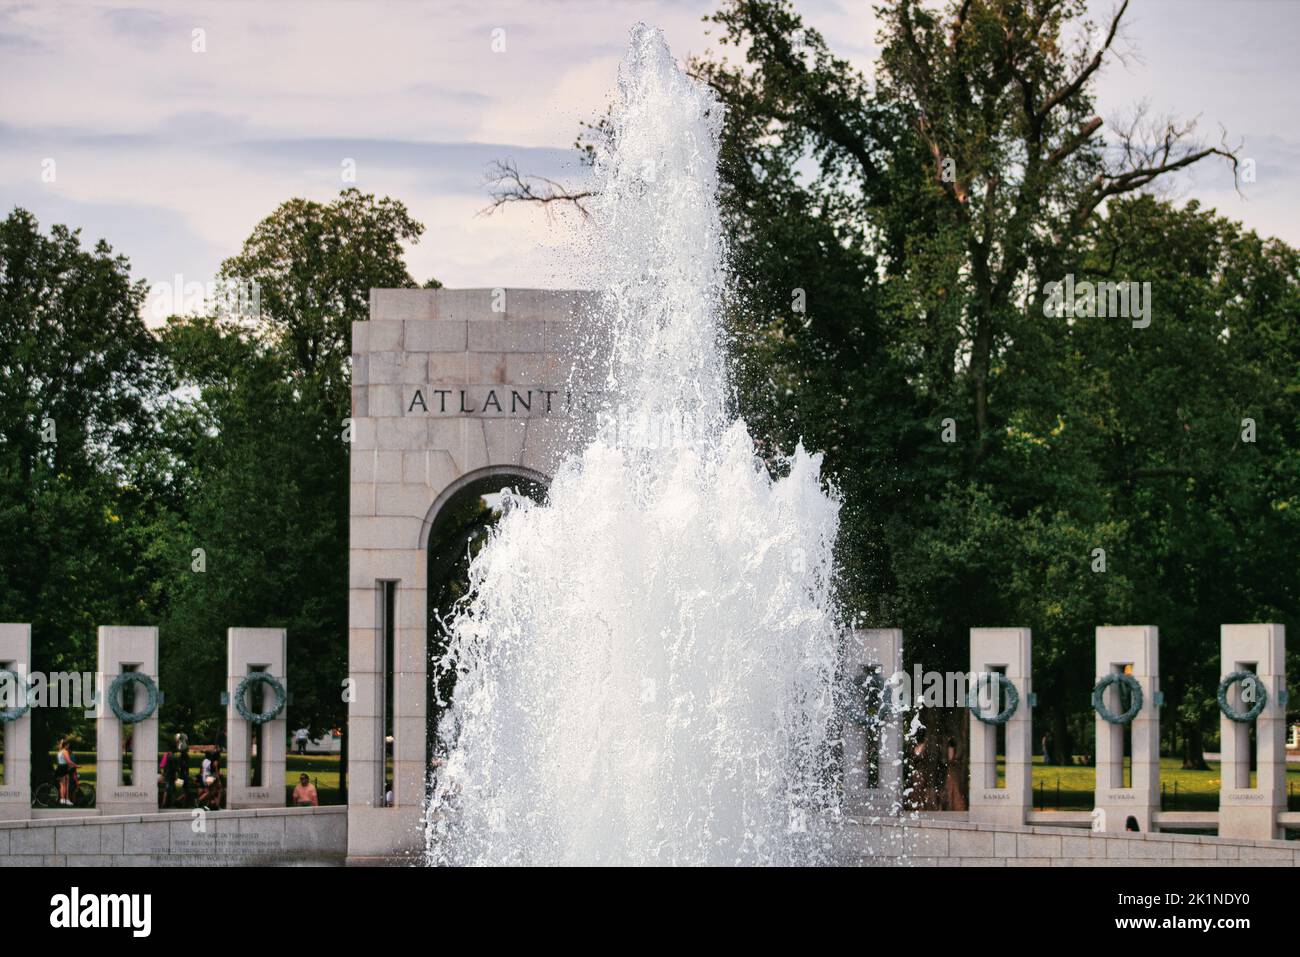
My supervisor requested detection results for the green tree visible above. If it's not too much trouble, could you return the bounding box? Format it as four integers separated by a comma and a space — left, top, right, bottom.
217, 187, 424, 412
0, 208, 168, 762
688, 0, 1264, 798
1057, 196, 1300, 766
156, 190, 427, 748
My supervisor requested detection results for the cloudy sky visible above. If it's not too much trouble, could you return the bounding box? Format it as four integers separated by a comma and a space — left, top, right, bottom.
1, 0, 1296, 309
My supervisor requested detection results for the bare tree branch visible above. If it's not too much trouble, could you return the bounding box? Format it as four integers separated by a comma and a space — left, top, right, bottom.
1047, 115, 1104, 166
949, 0, 973, 51
1037, 0, 1129, 121
1068, 111, 1241, 231
480, 159, 595, 219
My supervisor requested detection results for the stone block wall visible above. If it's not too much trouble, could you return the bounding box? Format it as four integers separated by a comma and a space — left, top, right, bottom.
835, 816, 1300, 866
0, 806, 346, 866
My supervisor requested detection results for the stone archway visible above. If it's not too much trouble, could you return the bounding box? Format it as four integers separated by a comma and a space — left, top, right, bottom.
345, 287, 594, 862
421, 466, 550, 604
417, 465, 549, 552
422, 465, 548, 787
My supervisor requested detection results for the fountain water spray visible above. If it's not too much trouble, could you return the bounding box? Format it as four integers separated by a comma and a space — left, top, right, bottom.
426, 24, 845, 866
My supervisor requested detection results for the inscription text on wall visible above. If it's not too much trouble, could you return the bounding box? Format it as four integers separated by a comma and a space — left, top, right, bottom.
405, 386, 570, 416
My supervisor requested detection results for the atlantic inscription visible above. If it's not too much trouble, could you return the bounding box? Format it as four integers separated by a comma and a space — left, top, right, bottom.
404, 386, 594, 416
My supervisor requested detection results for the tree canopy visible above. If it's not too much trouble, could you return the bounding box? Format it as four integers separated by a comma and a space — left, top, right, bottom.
687, 0, 1295, 787
0, 191, 427, 754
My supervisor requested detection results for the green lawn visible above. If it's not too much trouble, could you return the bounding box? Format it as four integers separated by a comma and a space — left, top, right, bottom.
22, 752, 350, 807
13, 751, 1296, 813
1022, 756, 1300, 811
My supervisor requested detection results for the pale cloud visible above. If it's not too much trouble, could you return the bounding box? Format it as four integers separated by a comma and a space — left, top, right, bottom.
0, 0, 1295, 308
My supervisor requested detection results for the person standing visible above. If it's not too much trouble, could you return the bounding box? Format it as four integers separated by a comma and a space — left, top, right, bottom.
942, 738, 967, 811
158, 749, 170, 808
175, 736, 191, 804
56, 738, 77, 806
209, 753, 223, 805
293, 727, 310, 755
161, 750, 176, 807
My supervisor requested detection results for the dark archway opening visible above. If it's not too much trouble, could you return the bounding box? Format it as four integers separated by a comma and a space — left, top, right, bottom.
424, 469, 547, 791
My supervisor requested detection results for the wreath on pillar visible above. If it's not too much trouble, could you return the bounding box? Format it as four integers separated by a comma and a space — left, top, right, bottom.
1091, 673, 1143, 725
966, 673, 1019, 725
235, 672, 287, 725
1217, 671, 1267, 723
108, 671, 159, 724
0, 668, 30, 722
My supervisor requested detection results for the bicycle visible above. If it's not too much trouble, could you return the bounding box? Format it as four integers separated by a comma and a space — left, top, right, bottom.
33, 767, 95, 809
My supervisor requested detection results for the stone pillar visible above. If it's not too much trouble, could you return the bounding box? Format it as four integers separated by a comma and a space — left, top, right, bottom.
227, 628, 288, 809
1093, 626, 1159, 833
96, 626, 159, 816
1218, 623, 1286, 840
393, 587, 427, 812
347, 559, 429, 859
843, 628, 903, 816
347, 578, 386, 816
0, 624, 32, 819
968, 628, 1032, 825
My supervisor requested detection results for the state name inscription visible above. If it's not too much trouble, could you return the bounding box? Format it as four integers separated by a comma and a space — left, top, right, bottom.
404, 386, 578, 417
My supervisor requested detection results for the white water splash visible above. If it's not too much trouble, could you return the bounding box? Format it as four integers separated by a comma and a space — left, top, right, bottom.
426, 24, 844, 866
